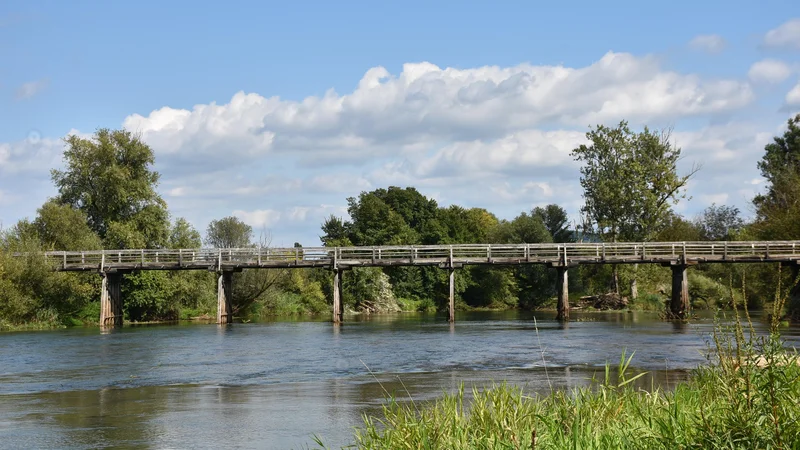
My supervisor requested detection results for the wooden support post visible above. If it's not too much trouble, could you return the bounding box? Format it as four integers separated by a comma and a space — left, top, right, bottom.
556, 266, 569, 321
217, 271, 233, 324
332, 268, 344, 324
100, 272, 123, 327
448, 267, 455, 323
670, 265, 689, 319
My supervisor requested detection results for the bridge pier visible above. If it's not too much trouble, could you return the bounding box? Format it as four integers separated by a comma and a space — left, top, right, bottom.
448, 267, 455, 323
100, 272, 123, 327
217, 271, 233, 324
670, 264, 689, 318
556, 267, 569, 321
332, 268, 344, 324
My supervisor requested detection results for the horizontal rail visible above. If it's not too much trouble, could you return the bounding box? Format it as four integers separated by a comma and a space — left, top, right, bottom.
12, 240, 800, 272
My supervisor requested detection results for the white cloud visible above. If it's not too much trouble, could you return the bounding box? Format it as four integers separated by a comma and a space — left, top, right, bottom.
123, 52, 753, 171
411, 130, 586, 179
748, 59, 792, 84
698, 193, 729, 205
689, 34, 726, 54
14, 79, 49, 100
0, 55, 774, 245
787, 81, 800, 106
233, 209, 281, 228
0, 134, 67, 175
763, 18, 800, 50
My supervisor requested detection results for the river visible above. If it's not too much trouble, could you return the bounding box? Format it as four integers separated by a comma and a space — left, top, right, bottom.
1, 311, 798, 449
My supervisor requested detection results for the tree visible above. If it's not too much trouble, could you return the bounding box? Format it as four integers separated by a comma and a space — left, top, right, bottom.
492, 212, 552, 244
751, 114, 800, 320
753, 114, 800, 240
31, 201, 102, 251
572, 121, 698, 295
656, 213, 702, 242
346, 193, 417, 245
51, 129, 169, 248
572, 121, 697, 242
205, 217, 253, 248
320, 215, 351, 246
696, 204, 744, 241
169, 218, 202, 249
532, 204, 571, 242
756, 113, 800, 189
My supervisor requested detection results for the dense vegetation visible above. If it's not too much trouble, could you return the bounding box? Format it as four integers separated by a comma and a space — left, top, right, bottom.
2, 114, 800, 329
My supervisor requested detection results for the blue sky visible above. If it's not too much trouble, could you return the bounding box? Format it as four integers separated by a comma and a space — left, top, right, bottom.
1, 1, 799, 247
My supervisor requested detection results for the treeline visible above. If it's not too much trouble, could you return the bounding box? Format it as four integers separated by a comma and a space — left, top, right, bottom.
1, 114, 799, 328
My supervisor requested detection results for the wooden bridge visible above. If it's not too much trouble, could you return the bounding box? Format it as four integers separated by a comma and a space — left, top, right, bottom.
36, 240, 800, 327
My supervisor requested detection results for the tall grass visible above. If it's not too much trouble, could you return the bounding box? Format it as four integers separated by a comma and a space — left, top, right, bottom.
319, 269, 800, 449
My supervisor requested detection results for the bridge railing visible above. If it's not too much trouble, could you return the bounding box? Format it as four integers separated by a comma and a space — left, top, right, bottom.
34, 240, 800, 270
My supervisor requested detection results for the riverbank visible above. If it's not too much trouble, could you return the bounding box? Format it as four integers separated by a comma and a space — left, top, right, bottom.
326, 324, 800, 449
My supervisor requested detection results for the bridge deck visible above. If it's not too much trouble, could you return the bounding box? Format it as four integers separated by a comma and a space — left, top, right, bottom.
33, 241, 800, 272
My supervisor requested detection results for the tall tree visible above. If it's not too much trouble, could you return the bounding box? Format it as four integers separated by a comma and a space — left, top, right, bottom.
533, 204, 571, 243
572, 121, 698, 294
753, 114, 800, 240
696, 204, 744, 241
752, 114, 800, 320
169, 218, 202, 249
205, 217, 253, 248
51, 129, 169, 248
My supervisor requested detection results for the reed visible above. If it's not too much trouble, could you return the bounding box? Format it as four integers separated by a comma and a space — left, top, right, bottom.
317, 270, 800, 449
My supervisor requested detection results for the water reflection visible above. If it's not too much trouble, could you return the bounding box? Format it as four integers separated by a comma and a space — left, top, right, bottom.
0, 365, 691, 449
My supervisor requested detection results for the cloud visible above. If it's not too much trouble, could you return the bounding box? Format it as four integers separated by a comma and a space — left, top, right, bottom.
409, 130, 586, 179
14, 79, 49, 100
748, 59, 792, 84
0, 133, 68, 175
689, 34, 726, 54
763, 18, 800, 50
123, 52, 753, 172
0, 55, 775, 245
787, 81, 800, 106
233, 209, 281, 229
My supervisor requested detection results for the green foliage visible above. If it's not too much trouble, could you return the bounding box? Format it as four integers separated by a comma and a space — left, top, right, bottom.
31, 201, 103, 251
492, 211, 552, 244
52, 128, 169, 247
533, 204, 572, 242
347, 193, 417, 245
169, 218, 202, 249
0, 231, 96, 326
205, 216, 253, 248
231, 269, 287, 317
572, 121, 697, 242
343, 267, 400, 312
655, 213, 702, 241
696, 204, 744, 241
253, 270, 328, 317
122, 271, 179, 321
752, 116, 800, 241
462, 267, 518, 308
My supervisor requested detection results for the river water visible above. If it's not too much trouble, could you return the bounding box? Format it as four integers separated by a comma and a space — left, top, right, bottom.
1, 311, 798, 449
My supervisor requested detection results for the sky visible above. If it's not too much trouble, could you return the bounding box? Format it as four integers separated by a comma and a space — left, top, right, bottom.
1, 1, 799, 247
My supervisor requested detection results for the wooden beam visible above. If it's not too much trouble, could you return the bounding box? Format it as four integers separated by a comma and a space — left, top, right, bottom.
217, 271, 233, 324
448, 267, 455, 323
100, 272, 123, 327
332, 268, 343, 324
556, 267, 569, 321
670, 265, 689, 319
